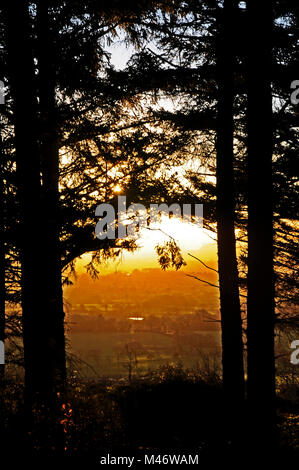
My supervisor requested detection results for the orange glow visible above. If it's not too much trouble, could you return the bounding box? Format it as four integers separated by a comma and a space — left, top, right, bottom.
113, 183, 122, 193
76, 216, 216, 274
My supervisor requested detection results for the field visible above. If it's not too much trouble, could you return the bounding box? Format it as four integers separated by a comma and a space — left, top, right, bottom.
68, 330, 222, 378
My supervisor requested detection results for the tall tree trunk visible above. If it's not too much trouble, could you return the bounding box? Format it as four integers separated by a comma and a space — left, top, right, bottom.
0, 125, 5, 383
0, 121, 6, 468
216, 0, 245, 409
246, 0, 276, 448
6, 0, 44, 401
6, 0, 65, 453
36, 0, 66, 390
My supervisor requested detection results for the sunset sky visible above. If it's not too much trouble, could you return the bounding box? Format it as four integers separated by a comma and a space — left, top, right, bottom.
67, 34, 218, 299
64, 214, 219, 322
76, 217, 217, 274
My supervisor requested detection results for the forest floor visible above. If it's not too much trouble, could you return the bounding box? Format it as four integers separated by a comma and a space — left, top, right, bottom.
1, 364, 298, 463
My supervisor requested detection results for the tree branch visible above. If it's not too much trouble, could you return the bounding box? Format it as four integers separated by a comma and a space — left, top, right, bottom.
188, 253, 218, 272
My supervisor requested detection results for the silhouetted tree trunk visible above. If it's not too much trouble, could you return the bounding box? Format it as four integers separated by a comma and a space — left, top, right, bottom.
216, 0, 245, 407
6, 0, 44, 401
0, 121, 5, 383
6, 0, 65, 453
246, 0, 276, 449
36, 0, 66, 390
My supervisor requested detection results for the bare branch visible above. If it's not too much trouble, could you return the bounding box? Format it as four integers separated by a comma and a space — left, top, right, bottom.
186, 273, 219, 289
188, 253, 218, 272
186, 273, 247, 298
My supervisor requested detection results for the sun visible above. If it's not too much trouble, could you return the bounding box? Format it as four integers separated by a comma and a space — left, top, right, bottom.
140, 215, 213, 251
75, 214, 215, 274
113, 184, 122, 193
